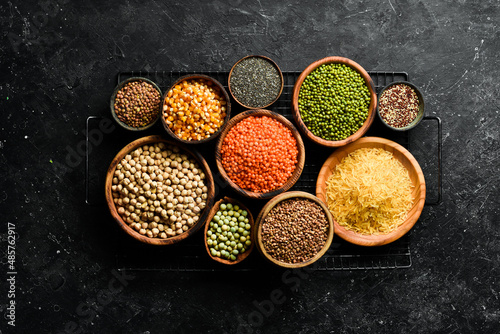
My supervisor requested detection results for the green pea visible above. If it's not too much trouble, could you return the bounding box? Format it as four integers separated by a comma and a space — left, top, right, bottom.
220, 204, 227, 211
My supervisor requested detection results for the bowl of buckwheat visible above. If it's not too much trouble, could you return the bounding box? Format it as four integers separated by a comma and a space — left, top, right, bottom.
254, 191, 334, 268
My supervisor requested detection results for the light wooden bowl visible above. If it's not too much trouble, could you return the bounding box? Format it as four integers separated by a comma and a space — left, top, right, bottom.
215, 109, 305, 199
105, 135, 215, 245
291, 56, 377, 147
254, 191, 334, 268
228, 55, 284, 109
161, 74, 231, 144
203, 197, 255, 265
110, 77, 162, 131
316, 137, 426, 246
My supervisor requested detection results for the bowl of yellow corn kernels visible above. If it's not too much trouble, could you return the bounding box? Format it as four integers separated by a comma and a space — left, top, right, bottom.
161, 74, 232, 144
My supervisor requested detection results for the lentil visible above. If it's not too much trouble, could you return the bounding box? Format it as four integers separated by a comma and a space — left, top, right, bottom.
261, 198, 329, 264
230, 57, 282, 108
378, 84, 419, 128
112, 142, 208, 239
163, 78, 227, 141
220, 116, 298, 193
114, 80, 161, 128
298, 63, 371, 141
207, 202, 251, 261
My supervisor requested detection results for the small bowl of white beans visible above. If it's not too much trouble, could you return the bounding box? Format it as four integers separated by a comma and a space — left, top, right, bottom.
105, 135, 215, 245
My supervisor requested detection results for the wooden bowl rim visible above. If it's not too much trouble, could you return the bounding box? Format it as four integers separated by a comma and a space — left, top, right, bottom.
215, 109, 306, 199
228, 55, 284, 109
254, 191, 335, 268
110, 77, 162, 131
377, 80, 426, 131
105, 135, 215, 245
160, 74, 232, 144
315, 136, 426, 246
291, 56, 377, 147
203, 196, 255, 265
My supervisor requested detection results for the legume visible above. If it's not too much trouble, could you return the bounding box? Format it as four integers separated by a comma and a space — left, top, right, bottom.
111, 142, 208, 239
229, 56, 282, 108
220, 116, 298, 193
114, 80, 161, 128
378, 84, 419, 128
163, 78, 227, 141
298, 63, 371, 141
261, 198, 329, 264
207, 202, 252, 261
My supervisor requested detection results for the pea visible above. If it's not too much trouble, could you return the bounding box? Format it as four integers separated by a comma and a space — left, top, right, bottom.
220, 204, 227, 211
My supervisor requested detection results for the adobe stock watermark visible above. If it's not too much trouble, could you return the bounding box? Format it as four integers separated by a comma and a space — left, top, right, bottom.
51, 117, 116, 175
233, 249, 335, 334
56, 269, 135, 334
7, 0, 69, 53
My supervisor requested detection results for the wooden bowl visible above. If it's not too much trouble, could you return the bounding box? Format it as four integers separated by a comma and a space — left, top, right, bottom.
377, 81, 425, 131
291, 56, 377, 147
161, 74, 231, 144
228, 55, 284, 109
110, 77, 162, 131
215, 109, 306, 199
316, 137, 426, 246
203, 197, 255, 265
105, 135, 215, 245
254, 191, 335, 268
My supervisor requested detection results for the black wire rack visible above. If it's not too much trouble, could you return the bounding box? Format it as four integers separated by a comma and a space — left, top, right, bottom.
86, 70, 442, 271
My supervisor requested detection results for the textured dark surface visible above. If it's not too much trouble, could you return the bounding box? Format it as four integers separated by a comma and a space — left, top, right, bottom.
1, 1, 499, 333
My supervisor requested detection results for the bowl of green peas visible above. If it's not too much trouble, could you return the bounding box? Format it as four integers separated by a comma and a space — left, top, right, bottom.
204, 197, 254, 265
292, 57, 377, 147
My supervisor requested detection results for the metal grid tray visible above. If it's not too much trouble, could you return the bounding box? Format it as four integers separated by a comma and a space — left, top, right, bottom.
86, 70, 442, 271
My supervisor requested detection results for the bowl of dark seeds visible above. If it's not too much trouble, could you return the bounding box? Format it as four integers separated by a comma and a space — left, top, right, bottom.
111, 77, 162, 131
228, 55, 283, 109
254, 191, 334, 268
377, 81, 425, 131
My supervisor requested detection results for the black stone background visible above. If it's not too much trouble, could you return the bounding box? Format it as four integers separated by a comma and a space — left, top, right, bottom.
1, 0, 499, 333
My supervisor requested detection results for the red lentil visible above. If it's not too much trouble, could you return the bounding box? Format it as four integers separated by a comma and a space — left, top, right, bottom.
378, 84, 419, 128
221, 116, 298, 193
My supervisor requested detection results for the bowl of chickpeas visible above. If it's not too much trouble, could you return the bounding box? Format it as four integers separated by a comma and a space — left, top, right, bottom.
105, 135, 215, 245
161, 74, 231, 144
292, 57, 377, 147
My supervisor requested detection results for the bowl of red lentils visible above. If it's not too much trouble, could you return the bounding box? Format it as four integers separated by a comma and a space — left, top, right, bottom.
161, 74, 231, 144
377, 81, 425, 131
254, 191, 334, 268
110, 77, 163, 131
105, 135, 215, 246
292, 57, 377, 147
215, 109, 306, 199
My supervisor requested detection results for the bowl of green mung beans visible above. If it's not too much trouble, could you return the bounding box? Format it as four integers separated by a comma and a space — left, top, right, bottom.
292, 57, 377, 147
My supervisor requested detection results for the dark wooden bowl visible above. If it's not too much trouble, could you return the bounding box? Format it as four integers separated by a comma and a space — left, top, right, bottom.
161, 74, 231, 144
110, 77, 162, 131
291, 56, 377, 147
228, 55, 284, 109
377, 81, 425, 131
203, 197, 255, 265
316, 137, 426, 246
215, 109, 306, 199
105, 135, 215, 245
254, 191, 335, 268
